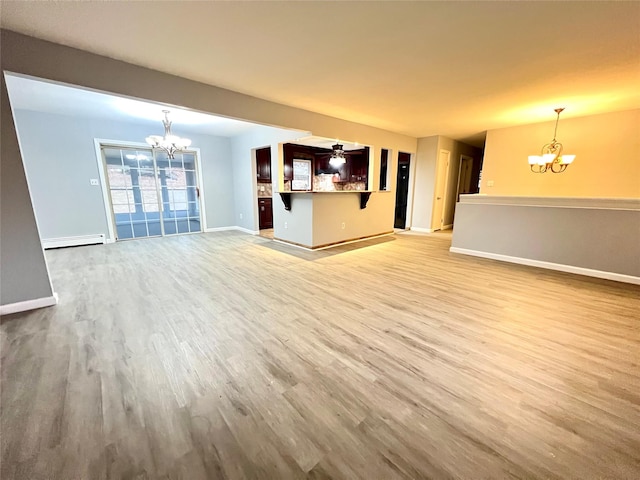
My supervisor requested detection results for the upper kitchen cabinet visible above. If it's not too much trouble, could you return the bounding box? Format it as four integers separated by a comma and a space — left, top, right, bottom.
347, 147, 370, 183
256, 147, 272, 182
283, 143, 315, 182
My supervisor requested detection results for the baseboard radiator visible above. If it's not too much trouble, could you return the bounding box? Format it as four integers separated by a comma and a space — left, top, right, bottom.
42, 234, 106, 249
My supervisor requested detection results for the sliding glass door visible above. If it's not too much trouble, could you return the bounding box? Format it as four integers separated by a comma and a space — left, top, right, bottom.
154, 151, 201, 235
102, 146, 202, 240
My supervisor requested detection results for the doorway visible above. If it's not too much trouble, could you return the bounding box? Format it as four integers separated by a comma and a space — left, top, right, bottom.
431, 149, 451, 231
101, 145, 203, 240
394, 152, 411, 229
456, 154, 474, 201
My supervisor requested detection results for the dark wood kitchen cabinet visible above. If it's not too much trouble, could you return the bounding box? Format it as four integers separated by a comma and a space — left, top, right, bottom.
347, 147, 370, 183
258, 197, 273, 229
256, 147, 271, 182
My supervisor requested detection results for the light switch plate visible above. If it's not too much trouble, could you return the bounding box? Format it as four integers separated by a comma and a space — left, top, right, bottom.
487, 180, 494, 187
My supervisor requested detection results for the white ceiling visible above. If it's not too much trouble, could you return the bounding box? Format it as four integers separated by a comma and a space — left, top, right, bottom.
2, 2, 639, 146
4, 74, 261, 137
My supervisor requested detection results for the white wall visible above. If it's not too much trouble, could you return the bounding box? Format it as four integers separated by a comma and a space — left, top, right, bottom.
312, 192, 395, 247
12, 109, 235, 241
1, 82, 54, 306
277, 194, 315, 246
411, 135, 439, 230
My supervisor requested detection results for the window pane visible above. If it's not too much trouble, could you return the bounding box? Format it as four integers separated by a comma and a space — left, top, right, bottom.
187, 202, 199, 216
103, 148, 123, 165
132, 222, 148, 238
113, 204, 133, 214
107, 166, 131, 187
167, 169, 186, 188
188, 218, 201, 232
170, 157, 184, 169
116, 222, 134, 239
164, 219, 177, 235
110, 190, 134, 205
138, 174, 156, 190
185, 171, 197, 187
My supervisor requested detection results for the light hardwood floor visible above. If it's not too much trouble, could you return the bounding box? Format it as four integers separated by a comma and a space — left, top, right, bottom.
1, 231, 639, 479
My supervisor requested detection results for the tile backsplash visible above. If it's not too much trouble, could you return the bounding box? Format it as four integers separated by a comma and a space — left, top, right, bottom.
257, 182, 273, 197
279, 177, 366, 192
313, 174, 366, 192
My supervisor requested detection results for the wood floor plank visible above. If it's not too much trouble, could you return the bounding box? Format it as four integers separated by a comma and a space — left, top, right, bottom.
2, 230, 639, 479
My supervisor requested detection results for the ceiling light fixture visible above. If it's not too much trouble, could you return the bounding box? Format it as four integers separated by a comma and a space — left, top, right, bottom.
329, 142, 346, 166
528, 108, 575, 173
145, 110, 191, 159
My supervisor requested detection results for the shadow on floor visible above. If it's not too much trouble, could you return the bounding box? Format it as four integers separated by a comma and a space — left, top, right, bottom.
256, 235, 397, 260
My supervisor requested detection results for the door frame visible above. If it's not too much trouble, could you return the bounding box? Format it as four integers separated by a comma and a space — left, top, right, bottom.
455, 154, 474, 202
94, 139, 206, 241
393, 151, 416, 230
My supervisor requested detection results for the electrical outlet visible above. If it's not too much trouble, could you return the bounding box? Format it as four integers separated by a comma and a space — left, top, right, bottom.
239, 213, 243, 219
284, 222, 288, 229
260, 185, 265, 192
341, 222, 346, 229
487, 180, 494, 187
90, 179, 99, 186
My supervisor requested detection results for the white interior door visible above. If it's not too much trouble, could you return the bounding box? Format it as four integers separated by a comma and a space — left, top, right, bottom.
431, 149, 451, 231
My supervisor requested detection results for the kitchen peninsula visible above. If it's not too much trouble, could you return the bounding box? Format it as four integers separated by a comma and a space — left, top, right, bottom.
273, 142, 394, 249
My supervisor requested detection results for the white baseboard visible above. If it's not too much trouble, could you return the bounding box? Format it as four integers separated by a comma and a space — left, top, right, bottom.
0, 292, 58, 316
204, 226, 236, 233
410, 227, 433, 233
43, 234, 105, 249
235, 226, 259, 235
204, 226, 259, 235
449, 247, 640, 285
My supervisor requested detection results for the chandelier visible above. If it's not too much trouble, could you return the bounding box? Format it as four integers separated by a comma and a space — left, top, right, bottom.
329, 143, 346, 166
145, 110, 191, 159
528, 108, 575, 173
